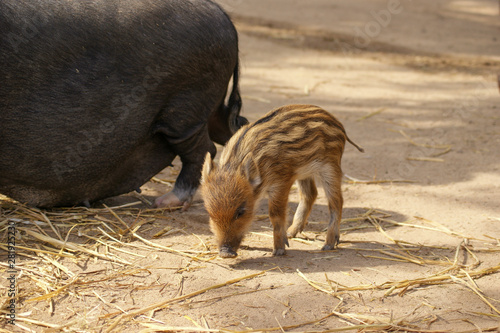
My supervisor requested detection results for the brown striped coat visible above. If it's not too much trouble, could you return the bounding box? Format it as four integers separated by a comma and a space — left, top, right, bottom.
201, 104, 363, 258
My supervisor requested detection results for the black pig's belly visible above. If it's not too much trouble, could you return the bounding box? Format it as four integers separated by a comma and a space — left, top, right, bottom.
0, 137, 175, 207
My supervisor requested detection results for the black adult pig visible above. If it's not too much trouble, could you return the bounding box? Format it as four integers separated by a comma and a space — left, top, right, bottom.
0, 0, 247, 208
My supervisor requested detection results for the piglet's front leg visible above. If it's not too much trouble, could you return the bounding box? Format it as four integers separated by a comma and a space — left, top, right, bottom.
268, 184, 292, 256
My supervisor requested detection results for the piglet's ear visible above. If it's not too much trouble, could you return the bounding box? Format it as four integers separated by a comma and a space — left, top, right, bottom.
242, 153, 261, 190
201, 152, 216, 184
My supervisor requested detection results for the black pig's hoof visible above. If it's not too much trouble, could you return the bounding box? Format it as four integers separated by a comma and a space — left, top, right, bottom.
153, 192, 190, 211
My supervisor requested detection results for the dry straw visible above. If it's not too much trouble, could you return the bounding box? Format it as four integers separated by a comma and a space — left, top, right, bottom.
1, 196, 499, 332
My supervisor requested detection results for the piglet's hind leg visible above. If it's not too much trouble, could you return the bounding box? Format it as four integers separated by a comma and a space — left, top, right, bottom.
320, 165, 343, 251
287, 178, 317, 238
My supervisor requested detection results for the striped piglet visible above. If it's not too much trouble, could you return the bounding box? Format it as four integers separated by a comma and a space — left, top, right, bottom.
201, 104, 364, 258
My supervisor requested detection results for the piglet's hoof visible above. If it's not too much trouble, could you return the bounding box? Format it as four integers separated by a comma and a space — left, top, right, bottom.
153, 192, 190, 211
272, 248, 286, 256
321, 244, 337, 251
219, 246, 238, 258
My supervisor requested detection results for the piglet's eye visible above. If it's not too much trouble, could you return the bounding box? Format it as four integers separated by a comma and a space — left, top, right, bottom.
234, 203, 246, 220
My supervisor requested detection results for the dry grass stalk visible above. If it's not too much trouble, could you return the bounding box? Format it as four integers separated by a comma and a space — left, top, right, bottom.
25, 276, 79, 302
297, 269, 335, 295
0, 244, 75, 258
430, 146, 452, 157
398, 130, 452, 151
139, 321, 449, 333
139, 312, 342, 333
381, 217, 469, 239
39, 211, 63, 242
131, 231, 214, 262
82, 234, 146, 258
151, 176, 176, 185
367, 217, 402, 246
104, 269, 275, 332
344, 174, 417, 184
21, 228, 132, 265
187, 287, 275, 306
357, 107, 386, 121
406, 156, 445, 162
101, 204, 218, 262
451, 274, 500, 316
398, 130, 452, 162
9, 315, 70, 329
104, 204, 133, 234
139, 324, 219, 332
298, 264, 500, 296
20, 267, 165, 307
328, 308, 474, 333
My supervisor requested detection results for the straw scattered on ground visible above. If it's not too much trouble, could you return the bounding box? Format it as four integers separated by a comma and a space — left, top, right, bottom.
1, 194, 499, 332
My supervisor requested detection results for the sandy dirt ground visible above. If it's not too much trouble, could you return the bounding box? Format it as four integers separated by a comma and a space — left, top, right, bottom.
1, 1, 500, 332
